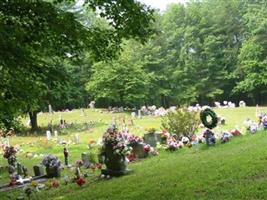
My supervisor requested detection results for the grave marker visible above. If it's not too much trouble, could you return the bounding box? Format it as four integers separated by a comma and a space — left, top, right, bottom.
33, 165, 45, 177
81, 152, 91, 168
46, 130, 51, 140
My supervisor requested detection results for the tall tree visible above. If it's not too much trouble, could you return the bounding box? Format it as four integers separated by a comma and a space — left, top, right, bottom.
0, 0, 154, 131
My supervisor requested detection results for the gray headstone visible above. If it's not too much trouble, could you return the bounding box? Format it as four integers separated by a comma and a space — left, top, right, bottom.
81, 152, 91, 168
33, 165, 44, 177
143, 133, 161, 147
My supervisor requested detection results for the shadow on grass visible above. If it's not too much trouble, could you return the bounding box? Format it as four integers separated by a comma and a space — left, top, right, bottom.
17, 121, 106, 137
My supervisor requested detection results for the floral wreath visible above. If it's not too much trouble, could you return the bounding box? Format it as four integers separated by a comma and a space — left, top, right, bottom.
200, 108, 218, 129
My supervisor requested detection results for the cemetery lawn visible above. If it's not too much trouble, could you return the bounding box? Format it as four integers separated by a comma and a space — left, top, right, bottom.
1, 107, 267, 199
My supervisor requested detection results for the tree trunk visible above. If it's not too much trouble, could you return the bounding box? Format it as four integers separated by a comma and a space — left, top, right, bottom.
29, 111, 38, 131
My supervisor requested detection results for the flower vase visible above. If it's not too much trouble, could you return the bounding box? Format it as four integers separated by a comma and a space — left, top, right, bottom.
102, 143, 130, 176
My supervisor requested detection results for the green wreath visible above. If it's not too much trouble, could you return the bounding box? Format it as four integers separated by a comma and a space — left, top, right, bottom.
200, 108, 218, 129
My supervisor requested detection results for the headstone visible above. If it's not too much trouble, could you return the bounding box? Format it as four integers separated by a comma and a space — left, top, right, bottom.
54, 130, 58, 138
143, 133, 161, 147
46, 130, 51, 140
89, 101, 95, 109
129, 143, 147, 159
138, 110, 142, 119
131, 112, 136, 118
17, 162, 24, 176
48, 104, 53, 114
74, 134, 80, 144
81, 152, 91, 168
33, 165, 44, 176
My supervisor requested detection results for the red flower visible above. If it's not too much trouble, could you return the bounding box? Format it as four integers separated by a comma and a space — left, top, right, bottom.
144, 145, 151, 153
127, 153, 136, 162
76, 178, 86, 187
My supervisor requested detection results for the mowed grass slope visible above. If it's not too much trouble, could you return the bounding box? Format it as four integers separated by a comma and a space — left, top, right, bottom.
1, 107, 267, 199
12, 131, 267, 200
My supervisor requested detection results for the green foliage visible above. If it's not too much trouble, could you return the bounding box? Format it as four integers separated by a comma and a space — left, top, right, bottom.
86, 42, 152, 107
161, 108, 200, 137
233, 2, 267, 103
0, 0, 155, 131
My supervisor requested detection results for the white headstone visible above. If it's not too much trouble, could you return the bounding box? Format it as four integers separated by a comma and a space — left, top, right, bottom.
75, 134, 80, 144
3, 137, 10, 146
131, 112, 136, 118
54, 130, 58, 138
138, 110, 142, 119
48, 104, 53, 114
89, 101, 95, 109
46, 130, 51, 140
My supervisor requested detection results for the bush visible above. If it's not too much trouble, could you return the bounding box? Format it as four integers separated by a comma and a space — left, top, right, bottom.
161, 108, 200, 137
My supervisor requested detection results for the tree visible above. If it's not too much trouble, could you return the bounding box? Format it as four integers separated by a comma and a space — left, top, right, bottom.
86, 41, 152, 107
0, 0, 154, 131
234, 2, 267, 104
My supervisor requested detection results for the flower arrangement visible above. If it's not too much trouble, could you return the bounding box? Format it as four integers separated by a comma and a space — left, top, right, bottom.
144, 144, 151, 153
102, 126, 131, 157
3, 146, 16, 159
76, 177, 86, 187
146, 127, 156, 134
101, 125, 132, 174
88, 140, 96, 149
3, 146, 17, 167
230, 128, 241, 136
161, 129, 170, 139
45, 179, 60, 189
166, 138, 182, 151
126, 152, 136, 162
90, 163, 103, 172
52, 179, 60, 188
0, 129, 15, 138
143, 144, 159, 156
127, 135, 143, 145
30, 180, 38, 188
42, 155, 61, 168
76, 160, 83, 167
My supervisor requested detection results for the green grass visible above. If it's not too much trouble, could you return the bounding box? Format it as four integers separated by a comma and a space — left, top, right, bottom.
1, 107, 267, 199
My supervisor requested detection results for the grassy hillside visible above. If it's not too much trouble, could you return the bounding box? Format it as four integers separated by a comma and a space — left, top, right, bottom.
6, 131, 267, 200
1, 107, 267, 199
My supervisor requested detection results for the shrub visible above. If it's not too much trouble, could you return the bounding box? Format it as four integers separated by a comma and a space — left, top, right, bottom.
161, 108, 200, 137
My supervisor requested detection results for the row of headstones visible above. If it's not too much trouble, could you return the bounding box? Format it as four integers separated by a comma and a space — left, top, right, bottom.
214, 101, 246, 108
46, 130, 80, 144
32, 152, 91, 178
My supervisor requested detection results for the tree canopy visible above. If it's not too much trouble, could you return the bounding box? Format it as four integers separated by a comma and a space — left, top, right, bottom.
1, 0, 267, 132
0, 0, 154, 131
